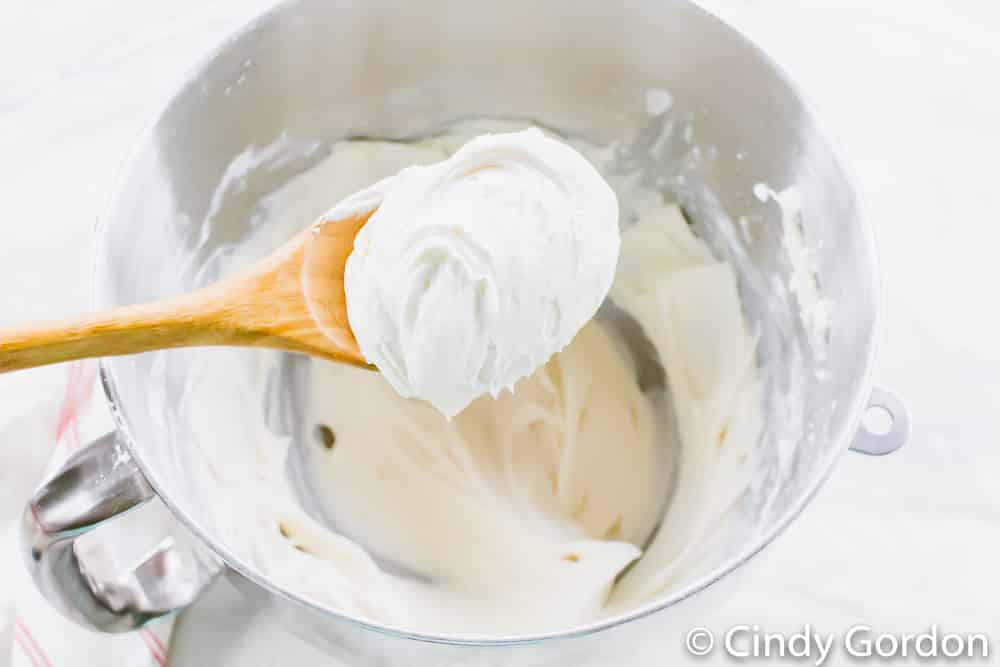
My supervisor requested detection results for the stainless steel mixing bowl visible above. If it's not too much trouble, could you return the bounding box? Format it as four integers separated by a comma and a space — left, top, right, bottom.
22, 0, 909, 663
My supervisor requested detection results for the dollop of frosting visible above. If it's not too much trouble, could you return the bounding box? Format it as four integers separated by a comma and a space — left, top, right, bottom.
336, 129, 620, 416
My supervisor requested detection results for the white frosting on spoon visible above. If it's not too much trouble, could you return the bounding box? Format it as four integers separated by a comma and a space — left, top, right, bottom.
338, 129, 620, 417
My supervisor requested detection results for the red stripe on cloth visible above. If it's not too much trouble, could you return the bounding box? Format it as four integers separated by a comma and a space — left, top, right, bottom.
140, 628, 167, 665
54, 363, 80, 443
13, 629, 42, 667
16, 618, 53, 667
145, 627, 168, 656
55, 361, 97, 451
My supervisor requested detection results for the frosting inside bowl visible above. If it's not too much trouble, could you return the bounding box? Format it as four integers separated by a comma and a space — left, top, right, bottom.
177, 122, 762, 636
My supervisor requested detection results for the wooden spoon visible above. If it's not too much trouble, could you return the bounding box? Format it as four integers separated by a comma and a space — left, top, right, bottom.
0, 211, 375, 374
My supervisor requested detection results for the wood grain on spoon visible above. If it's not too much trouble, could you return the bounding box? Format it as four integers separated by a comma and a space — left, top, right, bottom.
0, 211, 374, 374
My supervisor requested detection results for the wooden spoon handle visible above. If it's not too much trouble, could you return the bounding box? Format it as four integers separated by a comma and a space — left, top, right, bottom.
0, 230, 337, 374
0, 283, 249, 373
0, 213, 372, 375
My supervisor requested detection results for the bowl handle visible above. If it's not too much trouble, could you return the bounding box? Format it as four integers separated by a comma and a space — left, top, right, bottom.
849, 385, 911, 456
20, 429, 217, 632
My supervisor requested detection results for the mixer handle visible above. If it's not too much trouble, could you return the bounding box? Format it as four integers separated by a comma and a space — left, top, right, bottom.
20, 429, 219, 632
849, 385, 910, 456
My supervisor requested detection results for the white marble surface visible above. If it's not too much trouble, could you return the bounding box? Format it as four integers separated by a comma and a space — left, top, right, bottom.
2, 1, 999, 664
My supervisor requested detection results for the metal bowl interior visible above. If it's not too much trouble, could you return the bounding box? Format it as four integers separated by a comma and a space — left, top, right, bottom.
94, 0, 877, 654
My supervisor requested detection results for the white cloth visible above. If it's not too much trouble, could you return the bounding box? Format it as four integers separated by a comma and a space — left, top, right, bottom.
0, 362, 174, 666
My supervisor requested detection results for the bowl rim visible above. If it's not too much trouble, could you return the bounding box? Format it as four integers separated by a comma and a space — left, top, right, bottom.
94, 0, 881, 646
